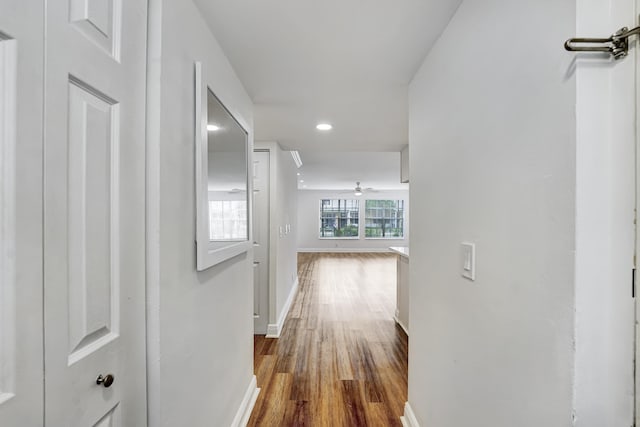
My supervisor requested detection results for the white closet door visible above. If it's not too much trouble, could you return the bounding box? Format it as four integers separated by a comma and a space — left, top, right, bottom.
0, 1, 45, 425
44, 0, 148, 425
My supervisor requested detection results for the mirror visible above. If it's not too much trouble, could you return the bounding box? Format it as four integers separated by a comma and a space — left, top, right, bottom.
195, 62, 251, 270
206, 90, 248, 241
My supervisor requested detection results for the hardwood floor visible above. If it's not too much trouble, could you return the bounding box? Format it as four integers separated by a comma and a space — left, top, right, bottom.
248, 252, 408, 426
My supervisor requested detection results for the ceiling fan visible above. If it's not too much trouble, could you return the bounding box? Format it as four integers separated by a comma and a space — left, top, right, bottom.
351, 181, 377, 196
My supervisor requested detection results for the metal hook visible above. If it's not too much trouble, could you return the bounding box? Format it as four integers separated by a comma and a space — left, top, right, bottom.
564, 37, 613, 52
565, 26, 640, 60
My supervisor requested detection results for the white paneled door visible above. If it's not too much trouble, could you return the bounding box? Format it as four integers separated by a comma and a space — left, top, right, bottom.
44, 0, 147, 425
0, 1, 45, 425
253, 150, 270, 334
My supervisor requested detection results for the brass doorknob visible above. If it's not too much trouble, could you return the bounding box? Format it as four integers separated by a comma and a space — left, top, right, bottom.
96, 374, 114, 388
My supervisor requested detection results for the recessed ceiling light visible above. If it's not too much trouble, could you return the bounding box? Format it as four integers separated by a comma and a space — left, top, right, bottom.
207, 124, 220, 131
316, 123, 332, 131
297, 172, 301, 176
300, 180, 304, 183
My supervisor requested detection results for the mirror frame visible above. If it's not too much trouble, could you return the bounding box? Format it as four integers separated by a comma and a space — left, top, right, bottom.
195, 62, 252, 271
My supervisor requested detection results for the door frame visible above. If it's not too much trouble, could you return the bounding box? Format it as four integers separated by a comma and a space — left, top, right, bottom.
0, 32, 16, 407
253, 142, 287, 338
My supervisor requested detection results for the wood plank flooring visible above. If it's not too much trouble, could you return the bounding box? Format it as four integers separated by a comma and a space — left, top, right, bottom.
248, 252, 408, 426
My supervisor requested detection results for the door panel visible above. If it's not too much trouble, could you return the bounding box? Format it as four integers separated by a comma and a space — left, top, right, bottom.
94, 405, 120, 427
69, 0, 121, 58
253, 151, 270, 334
66, 78, 119, 365
0, 2, 44, 425
44, 0, 147, 425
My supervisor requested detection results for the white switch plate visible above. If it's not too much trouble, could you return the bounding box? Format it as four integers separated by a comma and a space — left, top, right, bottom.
461, 242, 475, 281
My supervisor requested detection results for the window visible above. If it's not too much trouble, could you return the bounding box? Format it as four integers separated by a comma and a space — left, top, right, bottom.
365, 200, 404, 238
208, 200, 247, 241
319, 199, 359, 238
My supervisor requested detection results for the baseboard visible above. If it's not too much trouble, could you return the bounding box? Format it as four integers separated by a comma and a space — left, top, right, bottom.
230, 375, 260, 427
400, 402, 420, 427
394, 314, 409, 336
266, 277, 299, 338
266, 323, 278, 337
297, 248, 394, 253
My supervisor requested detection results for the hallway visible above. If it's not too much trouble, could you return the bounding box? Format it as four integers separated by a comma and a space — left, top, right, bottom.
248, 252, 408, 426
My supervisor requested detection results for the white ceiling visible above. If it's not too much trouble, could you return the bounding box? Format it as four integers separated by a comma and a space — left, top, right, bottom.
296, 151, 408, 191
194, 0, 461, 187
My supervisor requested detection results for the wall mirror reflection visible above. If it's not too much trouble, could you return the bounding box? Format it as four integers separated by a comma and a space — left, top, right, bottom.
195, 62, 251, 270
206, 89, 248, 241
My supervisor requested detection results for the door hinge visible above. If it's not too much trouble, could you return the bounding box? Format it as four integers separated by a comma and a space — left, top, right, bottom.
633, 268, 636, 298
565, 25, 640, 60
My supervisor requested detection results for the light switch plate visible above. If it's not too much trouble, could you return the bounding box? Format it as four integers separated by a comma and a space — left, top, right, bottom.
461, 242, 475, 281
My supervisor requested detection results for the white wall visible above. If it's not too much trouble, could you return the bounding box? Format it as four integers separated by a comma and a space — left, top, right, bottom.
147, 0, 255, 425
407, 1, 576, 426
255, 143, 300, 332
273, 147, 299, 325
297, 189, 409, 251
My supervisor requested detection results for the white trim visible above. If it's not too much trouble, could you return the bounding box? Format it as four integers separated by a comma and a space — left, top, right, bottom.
230, 375, 260, 427
263, 143, 278, 338
297, 248, 393, 253
635, 2, 640, 425
365, 237, 406, 240
394, 314, 409, 336
318, 237, 360, 240
266, 277, 298, 338
194, 61, 252, 271
400, 402, 420, 427
145, 1, 163, 424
